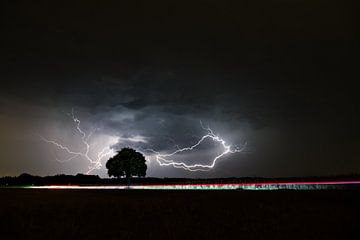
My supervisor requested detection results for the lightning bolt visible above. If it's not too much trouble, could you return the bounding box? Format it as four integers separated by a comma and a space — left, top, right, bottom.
38, 109, 246, 173
144, 121, 247, 171
37, 109, 115, 174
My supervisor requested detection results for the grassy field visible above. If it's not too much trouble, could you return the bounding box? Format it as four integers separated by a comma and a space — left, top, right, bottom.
0, 189, 359, 239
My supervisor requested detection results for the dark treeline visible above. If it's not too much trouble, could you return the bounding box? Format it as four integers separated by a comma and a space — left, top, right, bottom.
1, 173, 360, 186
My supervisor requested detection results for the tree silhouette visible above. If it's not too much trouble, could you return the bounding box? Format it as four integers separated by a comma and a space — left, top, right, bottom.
106, 148, 147, 179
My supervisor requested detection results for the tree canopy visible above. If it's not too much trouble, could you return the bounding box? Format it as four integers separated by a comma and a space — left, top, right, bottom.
105, 148, 147, 178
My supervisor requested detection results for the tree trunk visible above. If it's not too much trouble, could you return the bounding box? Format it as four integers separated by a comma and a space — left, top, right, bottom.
126, 175, 131, 188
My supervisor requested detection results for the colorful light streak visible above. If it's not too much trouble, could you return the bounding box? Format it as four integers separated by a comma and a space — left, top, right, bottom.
25, 181, 360, 190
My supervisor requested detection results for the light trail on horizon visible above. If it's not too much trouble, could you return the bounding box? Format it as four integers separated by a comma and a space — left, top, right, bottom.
25, 181, 360, 190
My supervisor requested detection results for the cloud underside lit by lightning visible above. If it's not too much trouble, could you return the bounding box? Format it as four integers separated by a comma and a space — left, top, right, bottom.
145, 122, 247, 172
38, 110, 246, 174
38, 110, 115, 174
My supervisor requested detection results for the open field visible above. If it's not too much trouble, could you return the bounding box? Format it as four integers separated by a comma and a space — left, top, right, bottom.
0, 189, 359, 239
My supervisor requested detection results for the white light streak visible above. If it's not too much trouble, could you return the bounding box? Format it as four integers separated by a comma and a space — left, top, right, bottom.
145, 121, 247, 171
38, 110, 116, 174
38, 110, 246, 174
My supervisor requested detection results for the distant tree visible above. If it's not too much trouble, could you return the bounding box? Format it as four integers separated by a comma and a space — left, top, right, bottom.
106, 148, 147, 179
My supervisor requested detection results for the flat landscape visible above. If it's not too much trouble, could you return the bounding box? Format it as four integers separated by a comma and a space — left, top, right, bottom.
0, 189, 359, 240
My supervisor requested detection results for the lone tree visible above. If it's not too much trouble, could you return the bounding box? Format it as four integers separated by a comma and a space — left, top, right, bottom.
106, 148, 147, 179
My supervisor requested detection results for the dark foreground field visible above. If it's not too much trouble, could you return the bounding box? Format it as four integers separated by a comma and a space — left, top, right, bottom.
0, 189, 359, 239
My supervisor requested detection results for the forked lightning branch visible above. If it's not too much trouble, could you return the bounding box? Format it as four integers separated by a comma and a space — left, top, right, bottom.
38, 110, 115, 174
145, 122, 247, 171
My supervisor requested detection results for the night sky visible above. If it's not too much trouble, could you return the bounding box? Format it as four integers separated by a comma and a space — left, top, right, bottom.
0, 0, 359, 177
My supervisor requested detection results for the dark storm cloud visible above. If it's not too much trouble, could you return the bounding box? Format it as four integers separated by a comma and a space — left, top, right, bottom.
0, 0, 359, 177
